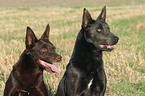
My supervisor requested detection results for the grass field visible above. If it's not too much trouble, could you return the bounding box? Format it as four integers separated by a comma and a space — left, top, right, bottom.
0, 0, 145, 96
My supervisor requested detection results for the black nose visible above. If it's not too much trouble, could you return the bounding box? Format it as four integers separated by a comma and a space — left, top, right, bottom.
56, 55, 62, 62
113, 36, 119, 44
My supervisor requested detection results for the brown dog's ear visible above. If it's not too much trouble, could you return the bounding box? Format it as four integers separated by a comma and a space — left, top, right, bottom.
82, 8, 93, 28
25, 27, 38, 49
97, 6, 106, 21
40, 24, 50, 40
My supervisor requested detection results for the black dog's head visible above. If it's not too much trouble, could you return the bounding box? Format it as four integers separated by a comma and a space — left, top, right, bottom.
25, 24, 62, 74
82, 6, 119, 51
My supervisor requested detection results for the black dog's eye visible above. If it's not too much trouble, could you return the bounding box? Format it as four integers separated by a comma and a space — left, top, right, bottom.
107, 27, 110, 30
41, 48, 48, 52
96, 28, 102, 32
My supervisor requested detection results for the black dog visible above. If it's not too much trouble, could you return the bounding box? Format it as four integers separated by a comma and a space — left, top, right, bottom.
4, 24, 62, 96
55, 6, 119, 96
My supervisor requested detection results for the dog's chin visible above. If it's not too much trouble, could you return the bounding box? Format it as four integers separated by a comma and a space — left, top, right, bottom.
98, 44, 115, 51
100, 47, 114, 51
37, 59, 60, 74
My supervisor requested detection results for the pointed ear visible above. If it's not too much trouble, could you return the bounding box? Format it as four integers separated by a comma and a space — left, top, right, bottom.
40, 24, 50, 40
25, 27, 38, 49
82, 8, 93, 28
97, 6, 106, 21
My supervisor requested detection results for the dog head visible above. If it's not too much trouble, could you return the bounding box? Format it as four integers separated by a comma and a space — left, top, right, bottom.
25, 24, 62, 74
82, 6, 119, 51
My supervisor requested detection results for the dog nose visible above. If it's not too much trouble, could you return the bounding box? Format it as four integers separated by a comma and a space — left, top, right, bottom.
56, 55, 62, 62
114, 36, 119, 44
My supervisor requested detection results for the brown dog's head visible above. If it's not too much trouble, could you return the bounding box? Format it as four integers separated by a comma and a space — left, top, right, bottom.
25, 24, 62, 74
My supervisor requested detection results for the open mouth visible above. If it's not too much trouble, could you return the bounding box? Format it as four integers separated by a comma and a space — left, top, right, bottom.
99, 44, 115, 49
38, 59, 60, 74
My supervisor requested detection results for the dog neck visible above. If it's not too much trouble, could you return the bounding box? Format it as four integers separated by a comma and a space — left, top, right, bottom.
72, 29, 102, 57
70, 30, 103, 71
14, 50, 41, 71
12, 51, 43, 87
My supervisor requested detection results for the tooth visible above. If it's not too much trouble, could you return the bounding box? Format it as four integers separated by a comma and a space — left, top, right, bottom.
108, 45, 111, 48
41, 60, 45, 65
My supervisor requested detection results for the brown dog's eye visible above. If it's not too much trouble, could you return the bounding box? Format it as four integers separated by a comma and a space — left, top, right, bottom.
52, 47, 56, 51
41, 48, 48, 52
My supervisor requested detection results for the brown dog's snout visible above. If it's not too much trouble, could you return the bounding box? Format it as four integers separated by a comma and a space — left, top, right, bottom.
55, 55, 62, 62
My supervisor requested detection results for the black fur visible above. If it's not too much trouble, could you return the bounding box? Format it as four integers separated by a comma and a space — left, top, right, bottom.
4, 24, 62, 96
56, 6, 119, 96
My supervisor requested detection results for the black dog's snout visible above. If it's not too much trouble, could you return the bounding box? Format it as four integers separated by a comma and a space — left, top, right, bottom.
113, 36, 119, 44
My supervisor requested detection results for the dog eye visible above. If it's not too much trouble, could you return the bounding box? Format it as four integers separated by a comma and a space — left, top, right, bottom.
52, 47, 56, 51
41, 48, 48, 52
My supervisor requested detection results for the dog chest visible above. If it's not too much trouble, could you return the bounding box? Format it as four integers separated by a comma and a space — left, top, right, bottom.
87, 79, 93, 89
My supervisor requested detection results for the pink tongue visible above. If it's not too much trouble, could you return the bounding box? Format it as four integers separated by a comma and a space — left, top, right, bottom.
99, 44, 115, 49
107, 45, 115, 48
99, 44, 105, 48
39, 60, 60, 74
46, 63, 60, 74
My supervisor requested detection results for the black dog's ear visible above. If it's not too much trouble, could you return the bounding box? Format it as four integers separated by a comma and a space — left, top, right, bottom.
25, 27, 38, 49
82, 8, 93, 28
40, 24, 50, 40
97, 6, 106, 21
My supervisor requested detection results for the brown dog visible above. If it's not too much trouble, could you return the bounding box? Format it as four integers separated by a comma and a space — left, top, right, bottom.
4, 24, 62, 96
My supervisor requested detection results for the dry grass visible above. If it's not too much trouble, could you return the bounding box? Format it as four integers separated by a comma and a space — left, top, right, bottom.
0, 0, 145, 8
0, 4, 145, 96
